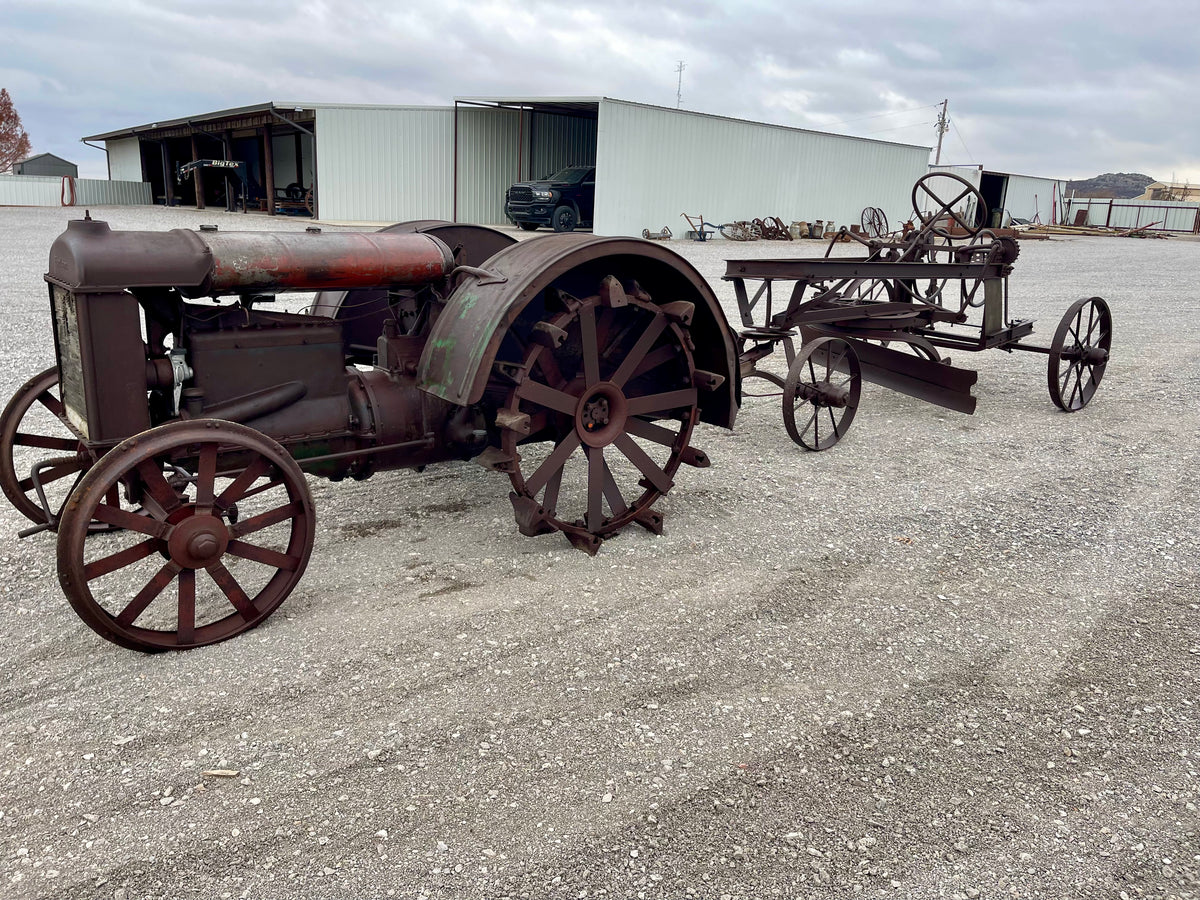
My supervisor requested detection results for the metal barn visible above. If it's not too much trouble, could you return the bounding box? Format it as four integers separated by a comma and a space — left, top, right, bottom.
87, 98, 934, 235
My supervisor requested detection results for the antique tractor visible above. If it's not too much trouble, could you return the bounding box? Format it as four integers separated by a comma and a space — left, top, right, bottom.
4, 217, 738, 651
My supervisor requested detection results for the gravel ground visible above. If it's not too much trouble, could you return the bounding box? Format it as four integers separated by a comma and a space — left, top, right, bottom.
0, 204, 1197, 900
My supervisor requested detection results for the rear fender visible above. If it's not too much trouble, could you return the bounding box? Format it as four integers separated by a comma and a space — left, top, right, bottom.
417, 234, 739, 429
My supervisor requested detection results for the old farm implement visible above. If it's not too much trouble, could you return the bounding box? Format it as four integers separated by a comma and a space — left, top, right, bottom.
3, 217, 736, 650
728, 173, 1112, 449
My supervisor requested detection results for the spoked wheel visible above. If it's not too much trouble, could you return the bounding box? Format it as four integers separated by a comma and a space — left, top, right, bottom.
501, 293, 700, 553
1048, 296, 1111, 411
57, 420, 315, 652
0, 367, 93, 527
783, 337, 861, 451
861, 206, 889, 239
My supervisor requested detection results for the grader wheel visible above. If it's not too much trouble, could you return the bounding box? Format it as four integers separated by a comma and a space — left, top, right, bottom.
782, 337, 862, 451
1048, 297, 1112, 411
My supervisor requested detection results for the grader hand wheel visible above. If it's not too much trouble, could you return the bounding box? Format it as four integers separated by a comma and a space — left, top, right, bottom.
911, 172, 987, 239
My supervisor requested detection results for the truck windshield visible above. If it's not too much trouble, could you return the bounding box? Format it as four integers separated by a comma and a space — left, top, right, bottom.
543, 166, 592, 183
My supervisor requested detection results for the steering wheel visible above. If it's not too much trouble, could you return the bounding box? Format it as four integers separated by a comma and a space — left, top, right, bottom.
911, 172, 987, 238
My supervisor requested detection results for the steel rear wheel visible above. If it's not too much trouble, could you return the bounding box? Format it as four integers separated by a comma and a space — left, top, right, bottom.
1048, 296, 1111, 411
57, 420, 315, 652
502, 292, 699, 553
783, 337, 861, 451
0, 367, 90, 526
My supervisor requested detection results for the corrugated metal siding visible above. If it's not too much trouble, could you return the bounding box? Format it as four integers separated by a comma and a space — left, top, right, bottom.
75, 178, 152, 205
0, 175, 150, 206
997, 174, 1064, 223
455, 107, 520, 225
1063, 197, 1200, 232
594, 99, 930, 237
529, 112, 597, 181
315, 106, 452, 223
107, 138, 143, 181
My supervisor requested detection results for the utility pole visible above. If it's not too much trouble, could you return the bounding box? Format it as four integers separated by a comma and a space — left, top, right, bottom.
675, 61, 686, 109
934, 99, 949, 165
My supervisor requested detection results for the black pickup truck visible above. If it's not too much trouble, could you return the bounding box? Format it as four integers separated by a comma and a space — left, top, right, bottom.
504, 165, 595, 232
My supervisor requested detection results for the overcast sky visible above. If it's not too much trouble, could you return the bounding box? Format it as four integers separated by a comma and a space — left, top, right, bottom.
3, 0, 1196, 183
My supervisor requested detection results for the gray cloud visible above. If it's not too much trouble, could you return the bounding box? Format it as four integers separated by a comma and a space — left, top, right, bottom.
3, 0, 1195, 183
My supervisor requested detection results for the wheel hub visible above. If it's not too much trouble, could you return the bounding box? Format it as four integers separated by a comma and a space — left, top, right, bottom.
799, 382, 851, 409
576, 382, 629, 448
168, 513, 230, 569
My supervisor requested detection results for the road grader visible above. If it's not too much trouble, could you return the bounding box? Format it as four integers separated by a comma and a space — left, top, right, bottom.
1, 174, 1109, 652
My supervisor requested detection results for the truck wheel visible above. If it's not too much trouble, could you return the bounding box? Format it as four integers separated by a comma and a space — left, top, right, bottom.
552, 206, 578, 233
518, 222, 540, 232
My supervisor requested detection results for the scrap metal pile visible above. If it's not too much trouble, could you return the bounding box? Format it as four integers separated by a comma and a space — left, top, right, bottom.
1, 174, 1108, 652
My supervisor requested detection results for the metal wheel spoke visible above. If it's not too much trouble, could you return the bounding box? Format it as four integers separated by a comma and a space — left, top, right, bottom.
216, 456, 272, 507
542, 466, 564, 514
585, 445, 605, 529
13, 432, 77, 451
625, 416, 682, 447
230, 477, 284, 504
610, 314, 668, 386
206, 561, 256, 621
517, 379, 578, 416
628, 344, 679, 381
90, 502, 169, 538
84, 537, 161, 581
579, 303, 601, 387
229, 501, 303, 539
526, 432, 581, 497
612, 433, 673, 494
535, 346, 566, 388
35, 390, 66, 419
600, 453, 628, 517
136, 459, 184, 514
226, 539, 301, 571
177, 570, 196, 645
115, 561, 181, 627
626, 388, 697, 416
194, 443, 218, 514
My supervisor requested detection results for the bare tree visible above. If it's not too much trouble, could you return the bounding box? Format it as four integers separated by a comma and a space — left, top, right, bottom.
0, 89, 33, 174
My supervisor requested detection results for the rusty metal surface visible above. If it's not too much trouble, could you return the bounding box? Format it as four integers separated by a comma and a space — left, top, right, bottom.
310, 220, 517, 361
47, 216, 455, 296
418, 234, 739, 429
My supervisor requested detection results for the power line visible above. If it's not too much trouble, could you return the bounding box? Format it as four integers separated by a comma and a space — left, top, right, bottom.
951, 119, 974, 163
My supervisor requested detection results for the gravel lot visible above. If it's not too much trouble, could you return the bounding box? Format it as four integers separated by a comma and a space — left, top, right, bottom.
0, 204, 1197, 900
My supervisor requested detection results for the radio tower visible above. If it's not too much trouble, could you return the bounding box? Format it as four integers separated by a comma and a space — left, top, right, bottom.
675, 61, 686, 108
934, 99, 949, 164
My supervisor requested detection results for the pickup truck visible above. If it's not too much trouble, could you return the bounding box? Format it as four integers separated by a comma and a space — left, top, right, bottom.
504, 165, 595, 232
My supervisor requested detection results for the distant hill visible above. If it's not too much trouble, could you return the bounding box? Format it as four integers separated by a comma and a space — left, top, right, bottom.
1066, 173, 1154, 199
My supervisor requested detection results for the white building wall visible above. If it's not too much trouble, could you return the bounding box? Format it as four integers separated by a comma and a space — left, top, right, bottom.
0, 175, 150, 206
106, 138, 143, 182
594, 99, 931, 237
315, 106, 453, 223
998, 173, 1065, 224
